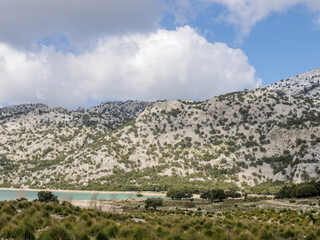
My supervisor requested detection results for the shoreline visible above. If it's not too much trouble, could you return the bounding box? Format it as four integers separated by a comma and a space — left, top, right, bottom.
0, 187, 167, 197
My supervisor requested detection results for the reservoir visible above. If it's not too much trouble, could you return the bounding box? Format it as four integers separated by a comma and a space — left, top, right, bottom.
0, 189, 160, 201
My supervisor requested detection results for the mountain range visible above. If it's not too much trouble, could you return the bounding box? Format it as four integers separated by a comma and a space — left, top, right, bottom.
1, 69, 320, 191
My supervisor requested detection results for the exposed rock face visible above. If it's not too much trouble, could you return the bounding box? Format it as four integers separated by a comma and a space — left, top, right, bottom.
1, 70, 320, 190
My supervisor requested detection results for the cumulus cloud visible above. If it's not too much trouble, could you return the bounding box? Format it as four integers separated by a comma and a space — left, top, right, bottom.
169, 0, 320, 38
0, 0, 161, 49
0, 26, 260, 109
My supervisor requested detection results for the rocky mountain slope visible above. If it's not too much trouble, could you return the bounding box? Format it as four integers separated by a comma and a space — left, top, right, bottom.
1, 70, 320, 191
0, 100, 150, 131
267, 68, 320, 99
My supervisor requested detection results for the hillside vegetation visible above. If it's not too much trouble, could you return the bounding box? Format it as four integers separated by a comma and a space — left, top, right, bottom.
0, 199, 319, 240
1, 70, 320, 191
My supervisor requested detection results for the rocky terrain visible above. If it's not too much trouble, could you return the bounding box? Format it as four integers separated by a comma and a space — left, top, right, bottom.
1, 69, 320, 191
267, 68, 320, 99
0, 100, 151, 131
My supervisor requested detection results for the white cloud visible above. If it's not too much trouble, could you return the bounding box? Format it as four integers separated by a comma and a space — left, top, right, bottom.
0, 0, 161, 49
0, 26, 260, 109
210, 0, 303, 37
1, 0, 320, 50
169, 0, 320, 38
210, 0, 320, 37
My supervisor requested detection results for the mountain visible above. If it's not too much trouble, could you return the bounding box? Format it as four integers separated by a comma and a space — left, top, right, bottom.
267, 68, 320, 99
1, 70, 320, 191
0, 100, 151, 131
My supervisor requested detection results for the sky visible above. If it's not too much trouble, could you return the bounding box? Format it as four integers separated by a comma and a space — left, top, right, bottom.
0, 0, 319, 109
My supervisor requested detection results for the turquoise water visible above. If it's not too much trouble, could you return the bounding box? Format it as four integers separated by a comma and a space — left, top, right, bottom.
0, 190, 157, 201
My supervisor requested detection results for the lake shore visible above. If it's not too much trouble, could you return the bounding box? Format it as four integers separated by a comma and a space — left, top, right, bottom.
0, 187, 167, 197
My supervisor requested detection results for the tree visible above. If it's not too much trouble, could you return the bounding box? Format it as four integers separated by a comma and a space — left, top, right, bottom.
276, 185, 296, 198
295, 184, 317, 198
211, 189, 226, 202
145, 198, 163, 210
166, 188, 192, 200
225, 189, 242, 198
37, 191, 59, 203
200, 189, 226, 202
276, 181, 320, 199
200, 191, 211, 201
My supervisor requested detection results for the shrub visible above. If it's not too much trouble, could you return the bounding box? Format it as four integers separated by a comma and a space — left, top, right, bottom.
39, 226, 73, 240
295, 185, 317, 198
79, 233, 90, 240
37, 191, 59, 203
276, 181, 320, 198
23, 227, 35, 240
106, 225, 118, 238
132, 226, 149, 240
260, 228, 273, 240
166, 188, 192, 200
183, 202, 196, 208
145, 198, 163, 210
226, 190, 242, 198
237, 232, 252, 240
305, 232, 317, 240
136, 192, 143, 198
200, 189, 226, 202
96, 231, 109, 240
0, 204, 16, 216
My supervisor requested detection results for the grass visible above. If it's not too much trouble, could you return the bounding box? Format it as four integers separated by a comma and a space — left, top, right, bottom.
0, 197, 319, 239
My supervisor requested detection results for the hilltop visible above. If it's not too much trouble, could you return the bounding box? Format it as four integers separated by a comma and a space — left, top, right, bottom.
267, 68, 320, 99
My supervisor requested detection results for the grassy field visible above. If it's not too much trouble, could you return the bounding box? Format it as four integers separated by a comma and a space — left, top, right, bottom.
0, 196, 320, 239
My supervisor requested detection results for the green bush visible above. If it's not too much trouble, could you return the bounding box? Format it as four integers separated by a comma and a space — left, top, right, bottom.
276, 181, 320, 198
200, 189, 226, 202
0, 199, 317, 240
295, 185, 317, 198
166, 188, 192, 200
145, 198, 163, 210
39, 226, 73, 240
79, 233, 90, 240
96, 231, 109, 240
37, 191, 59, 203
23, 226, 35, 240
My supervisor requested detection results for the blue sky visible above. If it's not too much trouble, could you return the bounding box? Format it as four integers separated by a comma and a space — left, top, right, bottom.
0, 0, 319, 108
162, 2, 320, 85
241, 5, 320, 85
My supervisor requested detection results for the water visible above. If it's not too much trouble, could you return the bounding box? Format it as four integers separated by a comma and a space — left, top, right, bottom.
0, 189, 159, 201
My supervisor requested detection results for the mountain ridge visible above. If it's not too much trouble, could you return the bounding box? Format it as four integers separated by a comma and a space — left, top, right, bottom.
1, 69, 320, 192
267, 68, 320, 99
